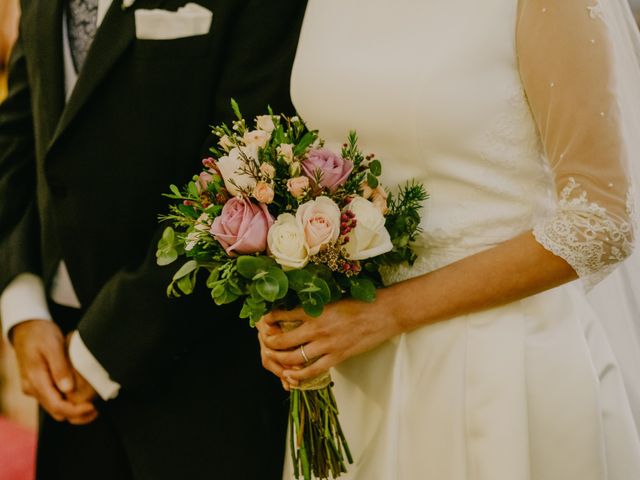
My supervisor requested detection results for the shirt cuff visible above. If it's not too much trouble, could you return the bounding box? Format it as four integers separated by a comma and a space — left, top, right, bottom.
68, 330, 121, 401
0, 273, 53, 342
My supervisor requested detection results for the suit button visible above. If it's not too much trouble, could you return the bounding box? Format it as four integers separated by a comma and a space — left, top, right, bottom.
49, 182, 68, 198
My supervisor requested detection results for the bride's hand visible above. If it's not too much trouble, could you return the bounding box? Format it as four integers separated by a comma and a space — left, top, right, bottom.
256, 289, 402, 385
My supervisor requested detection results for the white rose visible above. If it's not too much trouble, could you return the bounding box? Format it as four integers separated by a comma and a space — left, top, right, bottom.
243, 129, 271, 149
277, 143, 295, 164
216, 146, 258, 196
343, 196, 393, 260
256, 115, 276, 133
268, 214, 309, 269
296, 197, 341, 255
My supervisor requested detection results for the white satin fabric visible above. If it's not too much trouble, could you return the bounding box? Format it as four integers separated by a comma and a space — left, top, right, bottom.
288, 0, 640, 478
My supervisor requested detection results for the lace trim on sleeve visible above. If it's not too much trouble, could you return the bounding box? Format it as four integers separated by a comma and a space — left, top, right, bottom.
532, 177, 634, 289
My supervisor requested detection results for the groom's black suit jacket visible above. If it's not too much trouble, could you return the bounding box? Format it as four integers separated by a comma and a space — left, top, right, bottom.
0, 0, 306, 478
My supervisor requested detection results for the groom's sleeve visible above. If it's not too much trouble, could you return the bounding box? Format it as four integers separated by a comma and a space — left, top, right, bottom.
0, 34, 42, 303
74, 0, 307, 391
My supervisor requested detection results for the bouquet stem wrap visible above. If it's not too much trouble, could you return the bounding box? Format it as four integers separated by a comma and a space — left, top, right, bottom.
281, 321, 352, 480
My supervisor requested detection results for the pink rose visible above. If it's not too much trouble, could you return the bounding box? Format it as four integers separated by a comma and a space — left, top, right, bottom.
302, 148, 353, 192
253, 182, 275, 204
210, 197, 274, 255
287, 176, 310, 199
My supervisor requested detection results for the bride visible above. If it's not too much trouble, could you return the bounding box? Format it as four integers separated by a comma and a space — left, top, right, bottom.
258, 0, 640, 478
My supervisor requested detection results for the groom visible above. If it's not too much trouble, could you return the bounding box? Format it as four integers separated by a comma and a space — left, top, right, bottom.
0, 0, 306, 478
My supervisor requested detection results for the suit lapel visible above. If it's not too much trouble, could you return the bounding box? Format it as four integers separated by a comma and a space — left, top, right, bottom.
49, 2, 136, 150
28, 0, 65, 153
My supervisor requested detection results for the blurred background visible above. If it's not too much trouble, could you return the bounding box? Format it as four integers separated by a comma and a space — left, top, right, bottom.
0, 1, 639, 479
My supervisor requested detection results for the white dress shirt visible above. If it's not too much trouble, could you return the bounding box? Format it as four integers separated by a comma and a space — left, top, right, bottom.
0, 0, 120, 401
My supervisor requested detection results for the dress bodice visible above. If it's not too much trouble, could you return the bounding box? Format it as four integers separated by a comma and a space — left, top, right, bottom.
291, 0, 555, 283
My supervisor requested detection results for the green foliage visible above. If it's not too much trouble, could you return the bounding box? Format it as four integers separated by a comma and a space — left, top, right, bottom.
156, 227, 182, 266
377, 181, 429, 266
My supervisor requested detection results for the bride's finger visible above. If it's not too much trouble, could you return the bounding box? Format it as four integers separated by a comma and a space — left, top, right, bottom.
262, 325, 315, 351
268, 307, 311, 325
269, 341, 326, 367
282, 355, 335, 382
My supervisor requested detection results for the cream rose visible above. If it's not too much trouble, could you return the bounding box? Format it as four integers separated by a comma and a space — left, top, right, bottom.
216, 145, 259, 196
343, 196, 393, 260
287, 176, 310, 199
277, 143, 295, 164
268, 214, 309, 269
259, 162, 276, 179
253, 182, 275, 204
296, 197, 341, 255
256, 115, 276, 133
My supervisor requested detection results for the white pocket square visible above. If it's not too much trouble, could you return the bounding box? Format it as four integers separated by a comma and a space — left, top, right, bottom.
134, 3, 213, 40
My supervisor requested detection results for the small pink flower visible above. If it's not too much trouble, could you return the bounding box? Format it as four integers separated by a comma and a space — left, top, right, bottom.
287, 176, 310, 199
302, 148, 353, 192
210, 197, 274, 255
253, 182, 275, 204
196, 171, 213, 194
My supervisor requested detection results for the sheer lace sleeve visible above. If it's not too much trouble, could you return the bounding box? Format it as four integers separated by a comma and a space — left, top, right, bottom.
517, 0, 638, 288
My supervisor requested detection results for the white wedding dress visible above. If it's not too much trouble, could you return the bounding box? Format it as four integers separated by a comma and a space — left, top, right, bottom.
287, 0, 640, 479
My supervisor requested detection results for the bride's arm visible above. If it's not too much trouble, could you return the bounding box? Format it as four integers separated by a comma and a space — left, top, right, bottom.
259, 232, 576, 385
259, 0, 638, 384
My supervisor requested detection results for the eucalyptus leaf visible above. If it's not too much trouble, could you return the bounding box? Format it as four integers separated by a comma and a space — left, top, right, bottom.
302, 301, 324, 318
369, 159, 382, 176
256, 276, 280, 302
266, 267, 289, 300
349, 277, 377, 303
367, 173, 379, 189
172, 260, 199, 281
286, 269, 313, 292
237, 256, 276, 279
206, 268, 221, 288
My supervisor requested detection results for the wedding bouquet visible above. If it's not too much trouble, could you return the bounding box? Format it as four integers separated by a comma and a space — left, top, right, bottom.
156, 101, 427, 479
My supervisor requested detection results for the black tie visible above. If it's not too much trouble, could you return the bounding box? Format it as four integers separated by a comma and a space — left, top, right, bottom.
67, 0, 99, 73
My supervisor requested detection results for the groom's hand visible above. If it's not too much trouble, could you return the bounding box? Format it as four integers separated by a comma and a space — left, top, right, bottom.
11, 320, 98, 424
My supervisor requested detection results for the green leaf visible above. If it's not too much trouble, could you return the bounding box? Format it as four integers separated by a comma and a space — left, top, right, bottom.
293, 131, 317, 156
206, 268, 221, 288
237, 256, 276, 279
210, 283, 240, 305
349, 277, 377, 303
187, 181, 199, 198
369, 159, 382, 176
265, 267, 289, 300
286, 269, 313, 292
156, 249, 178, 267
156, 227, 178, 266
176, 274, 195, 295
172, 260, 199, 281
311, 278, 332, 304
169, 184, 182, 197
302, 301, 324, 317
367, 173, 379, 189
230, 98, 243, 121
256, 276, 280, 302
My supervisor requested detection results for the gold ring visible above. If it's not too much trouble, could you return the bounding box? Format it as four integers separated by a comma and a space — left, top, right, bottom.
300, 344, 310, 363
